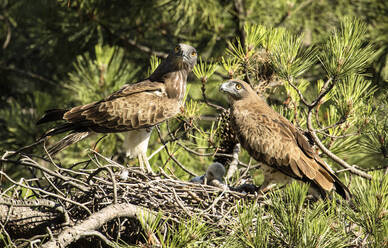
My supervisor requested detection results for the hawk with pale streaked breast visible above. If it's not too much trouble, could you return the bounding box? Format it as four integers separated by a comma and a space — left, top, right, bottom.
219, 79, 350, 199
37, 44, 197, 172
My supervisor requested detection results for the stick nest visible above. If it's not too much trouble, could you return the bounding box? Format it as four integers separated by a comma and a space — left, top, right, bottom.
0, 151, 260, 245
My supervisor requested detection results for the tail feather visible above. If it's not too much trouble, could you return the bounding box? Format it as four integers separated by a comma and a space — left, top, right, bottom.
37, 109, 94, 156
40, 123, 76, 139
37, 109, 68, 125
47, 132, 91, 156
314, 167, 334, 191
333, 176, 352, 200
315, 158, 352, 200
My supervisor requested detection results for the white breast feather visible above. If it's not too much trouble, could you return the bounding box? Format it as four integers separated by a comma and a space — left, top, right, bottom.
123, 128, 153, 158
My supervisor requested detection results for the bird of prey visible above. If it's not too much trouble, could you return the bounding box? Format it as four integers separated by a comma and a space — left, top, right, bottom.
37, 44, 197, 172
190, 162, 226, 185
219, 79, 350, 199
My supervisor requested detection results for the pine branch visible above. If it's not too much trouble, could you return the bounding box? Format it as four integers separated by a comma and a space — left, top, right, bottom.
233, 0, 252, 85
274, 0, 314, 27
95, 19, 169, 58
233, 0, 246, 50
201, 78, 226, 111
306, 109, 372, 179
284, 75, 370, 178
0, 65, 59, 87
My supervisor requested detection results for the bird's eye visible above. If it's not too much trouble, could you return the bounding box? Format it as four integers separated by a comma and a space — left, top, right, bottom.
191, 51, 197, 57
235, 84, 242, 90
174, 46, 180, 53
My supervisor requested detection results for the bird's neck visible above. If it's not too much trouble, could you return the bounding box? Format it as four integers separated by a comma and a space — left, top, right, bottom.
231, 94, 271, 113
163, 70, 188, 101
149, 58, 191, 102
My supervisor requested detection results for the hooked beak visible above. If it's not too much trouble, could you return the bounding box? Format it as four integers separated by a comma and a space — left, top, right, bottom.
219, 82, 230, 94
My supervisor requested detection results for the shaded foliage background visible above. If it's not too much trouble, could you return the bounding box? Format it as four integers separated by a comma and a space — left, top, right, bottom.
1, 0, 387, 176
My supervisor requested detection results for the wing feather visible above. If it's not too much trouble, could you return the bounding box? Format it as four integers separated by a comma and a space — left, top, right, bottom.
289, 159, 303, 178
232, 96, 335, 191
261, 113, 322, 182
313, 168, 333, 191
106, 80, 167, 100
297, 156, 317, 179
62, 80, 179, 133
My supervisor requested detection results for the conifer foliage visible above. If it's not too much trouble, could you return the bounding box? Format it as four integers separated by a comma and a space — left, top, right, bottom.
0, 0, 387, 247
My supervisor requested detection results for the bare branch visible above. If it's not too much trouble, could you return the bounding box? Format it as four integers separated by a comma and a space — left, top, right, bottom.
201, 78, 226, 111
0, 202, 62, 239
0, 157, 90, 192
2, 18, 11, 49
317, 116, 346, 131
80, 231, 116, 247
126, 39, 169, 58
233, 0, 246, 50
41, 203, 153, 248
155, 126, 197, 177
86, 165, 118, 204
311, 77, 334, 107
306, 109, 372, 179
0, 65, 59, 87
226, 143, 241, 180
95, 19, 169, 58
274, 0, 314, 27
286, 78, 310, 106
0, 171, 93, 214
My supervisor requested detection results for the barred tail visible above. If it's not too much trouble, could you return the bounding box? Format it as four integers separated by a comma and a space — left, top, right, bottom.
46, 132, 91, 156
36, 109, 93, 156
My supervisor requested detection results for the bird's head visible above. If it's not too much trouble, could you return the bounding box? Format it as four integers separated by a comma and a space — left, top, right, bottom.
219, 79, 254, 101
205, 162, 226, 182
150, 44, 197, 81
169, 43, 197, 71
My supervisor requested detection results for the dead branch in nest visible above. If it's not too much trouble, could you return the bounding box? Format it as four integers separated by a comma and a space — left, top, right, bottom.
41, 203, 153, 248
0, 151, 261, 247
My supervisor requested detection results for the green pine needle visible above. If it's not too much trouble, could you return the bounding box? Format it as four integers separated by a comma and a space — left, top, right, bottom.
319, 17, 375, 79
193, 56, 218, 82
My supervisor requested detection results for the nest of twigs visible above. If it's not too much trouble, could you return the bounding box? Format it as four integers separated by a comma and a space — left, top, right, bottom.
0, 150, 260, 247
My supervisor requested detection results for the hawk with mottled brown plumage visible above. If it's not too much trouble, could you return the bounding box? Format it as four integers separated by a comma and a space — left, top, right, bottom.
37, 44, 197, 172
219, 79, 350, 199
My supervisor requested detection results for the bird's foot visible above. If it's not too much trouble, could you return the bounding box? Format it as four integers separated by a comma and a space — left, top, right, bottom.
138, 153, 155, 175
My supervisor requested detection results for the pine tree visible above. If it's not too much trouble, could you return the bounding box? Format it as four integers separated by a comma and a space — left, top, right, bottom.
0, 1, 387, 247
